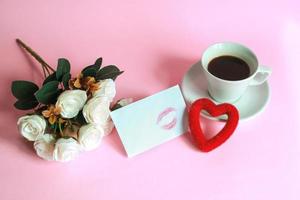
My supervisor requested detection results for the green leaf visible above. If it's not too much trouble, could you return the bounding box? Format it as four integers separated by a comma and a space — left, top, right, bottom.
94, 57, 102, 68
82, 67, 97, 77
82, 65, 100, 73
62, 73, 71, 89
36, 90, 59, 105
56, 58, 70, 81
14, 97, 39, 110
81, 58, 102, 76
11, 80, 39, 100
110, 71, 123, 81
96, 65, 123, 81
43, 72, 57, 85
35, 81, 59, 104
82, 65, 97, 72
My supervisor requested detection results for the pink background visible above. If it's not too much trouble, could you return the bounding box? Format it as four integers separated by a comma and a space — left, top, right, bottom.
1, 0, 300, 199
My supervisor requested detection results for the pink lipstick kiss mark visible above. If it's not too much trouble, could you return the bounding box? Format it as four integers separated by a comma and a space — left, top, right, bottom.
157, 107, 177, 130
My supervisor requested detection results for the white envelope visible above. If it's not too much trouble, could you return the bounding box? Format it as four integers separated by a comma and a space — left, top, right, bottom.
110, 85, 187, 157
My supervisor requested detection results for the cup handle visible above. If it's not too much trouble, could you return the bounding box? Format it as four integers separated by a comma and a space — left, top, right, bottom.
249, 65, 272, 86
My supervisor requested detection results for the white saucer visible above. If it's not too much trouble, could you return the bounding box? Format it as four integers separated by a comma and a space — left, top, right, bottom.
181, 61, 270, 121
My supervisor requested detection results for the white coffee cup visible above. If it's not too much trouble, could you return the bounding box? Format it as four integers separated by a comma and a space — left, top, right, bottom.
201, 42, 271, 103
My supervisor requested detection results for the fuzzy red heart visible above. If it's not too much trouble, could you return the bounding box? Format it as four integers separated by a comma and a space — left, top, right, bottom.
188, 98, 239, 152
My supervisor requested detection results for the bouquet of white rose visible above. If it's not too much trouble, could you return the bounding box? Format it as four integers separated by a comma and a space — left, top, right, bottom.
11, 39, 132, 162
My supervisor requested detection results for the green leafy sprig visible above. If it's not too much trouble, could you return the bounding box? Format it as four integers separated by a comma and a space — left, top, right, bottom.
11, 38, 123, 111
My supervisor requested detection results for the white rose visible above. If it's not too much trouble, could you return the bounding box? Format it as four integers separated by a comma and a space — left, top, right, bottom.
17, 115, 46, 141
56, 90, 87, 118
83, 97, 111, 125
93, 79, 116, 101
116, 98, 133, 107
78, 124, 104, 151
53, 138, 81, 162
34, 134, 56, 161
101, 118, 115, 136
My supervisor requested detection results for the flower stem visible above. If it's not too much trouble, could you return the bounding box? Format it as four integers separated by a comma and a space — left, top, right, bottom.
54, 123, 58, 135
40, 62, 47, 78
58, 121, 64, 137
16, 39, 56, 76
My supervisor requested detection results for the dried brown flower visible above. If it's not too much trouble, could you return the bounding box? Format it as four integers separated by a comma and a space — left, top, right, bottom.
69, 73, 100, 95
42, 105, 62, 125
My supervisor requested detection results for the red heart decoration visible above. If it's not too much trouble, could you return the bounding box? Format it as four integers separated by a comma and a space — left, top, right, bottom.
188, 98, 239, 152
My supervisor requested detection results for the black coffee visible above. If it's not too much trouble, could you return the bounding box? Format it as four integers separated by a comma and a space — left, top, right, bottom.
207, 56, 250, 81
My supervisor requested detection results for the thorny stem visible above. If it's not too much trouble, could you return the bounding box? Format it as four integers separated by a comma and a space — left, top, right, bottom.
16, 38, 55, 76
